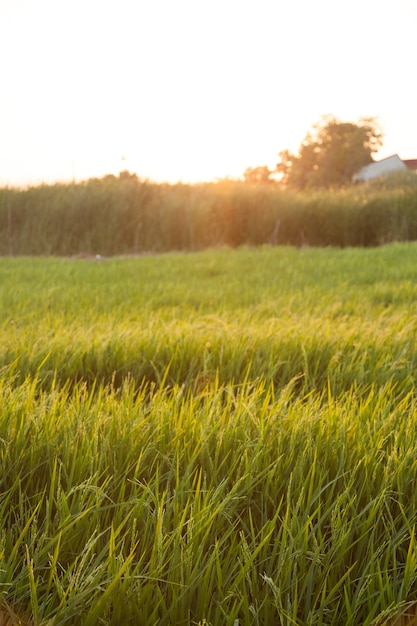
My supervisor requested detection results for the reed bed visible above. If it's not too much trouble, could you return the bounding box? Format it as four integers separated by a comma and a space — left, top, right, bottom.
1, 171, 417, 255
1, 245, 417, 624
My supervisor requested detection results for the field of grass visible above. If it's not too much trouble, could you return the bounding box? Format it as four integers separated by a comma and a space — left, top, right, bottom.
1, 244, 417, 625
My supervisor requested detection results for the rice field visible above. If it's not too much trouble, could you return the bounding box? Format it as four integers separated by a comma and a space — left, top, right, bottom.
1, 244, 417, 625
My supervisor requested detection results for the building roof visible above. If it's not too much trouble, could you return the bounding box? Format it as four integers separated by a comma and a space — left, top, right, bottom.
403, 159, 417, 170
352, 154, 406, 183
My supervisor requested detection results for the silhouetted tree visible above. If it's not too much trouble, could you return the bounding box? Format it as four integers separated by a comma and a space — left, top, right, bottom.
276, 116, 383, 189
243, 165, 274, 184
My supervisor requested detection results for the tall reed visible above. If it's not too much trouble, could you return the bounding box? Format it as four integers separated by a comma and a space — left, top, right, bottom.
1, 172, 417, 255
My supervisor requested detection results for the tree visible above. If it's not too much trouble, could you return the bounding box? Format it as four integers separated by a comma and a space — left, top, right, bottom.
276, 116, 383, 189
243, 165, 275, 184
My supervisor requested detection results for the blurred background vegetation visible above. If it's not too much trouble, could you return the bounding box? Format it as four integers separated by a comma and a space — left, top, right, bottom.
1, 116, 417, 256
1, 168, 417, 255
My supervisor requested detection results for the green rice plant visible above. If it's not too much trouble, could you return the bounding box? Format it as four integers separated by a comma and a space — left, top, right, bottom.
1, 245, 417, 395
1, 246, 417, 623
1, 377, 417, 624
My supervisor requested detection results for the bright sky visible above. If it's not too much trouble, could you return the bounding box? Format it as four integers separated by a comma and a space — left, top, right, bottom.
1, 0, 416, 186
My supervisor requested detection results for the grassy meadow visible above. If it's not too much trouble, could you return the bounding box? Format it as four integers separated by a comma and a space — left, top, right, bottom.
2, 244, 417, 624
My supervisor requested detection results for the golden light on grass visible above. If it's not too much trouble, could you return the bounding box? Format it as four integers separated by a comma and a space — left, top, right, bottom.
382, 605, 417, 626
1, 247, 417, 623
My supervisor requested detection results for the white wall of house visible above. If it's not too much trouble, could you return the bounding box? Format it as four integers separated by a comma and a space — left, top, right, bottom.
353, 154, 407, 183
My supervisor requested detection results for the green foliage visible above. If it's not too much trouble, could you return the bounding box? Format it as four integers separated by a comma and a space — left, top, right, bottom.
2, 246, 417, 624
277, 116, 384, 189
367, 169, 417, 191
1, 245, 417, 394
2, 166, 417, 254
2, 378, 417, 625
243, 165, 275, 184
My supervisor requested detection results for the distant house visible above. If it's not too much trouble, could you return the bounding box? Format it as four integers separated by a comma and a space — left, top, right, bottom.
352, 154, 406, 183
403, 159, 417, 171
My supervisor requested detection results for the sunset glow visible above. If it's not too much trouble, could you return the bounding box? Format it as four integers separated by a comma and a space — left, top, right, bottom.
1, 0, 416, 186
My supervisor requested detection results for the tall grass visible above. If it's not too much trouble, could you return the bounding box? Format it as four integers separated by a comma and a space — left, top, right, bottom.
1, 378, 417, 625
1, 171, 417, 255
1, 245, 417, 624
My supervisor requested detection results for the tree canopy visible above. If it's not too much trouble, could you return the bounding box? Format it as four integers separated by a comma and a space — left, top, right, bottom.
276, 116, 383, 189
243, 165, 275, 184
